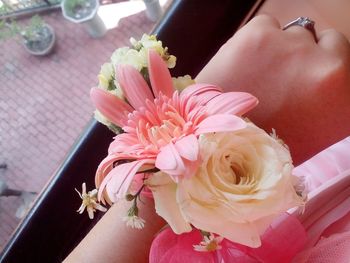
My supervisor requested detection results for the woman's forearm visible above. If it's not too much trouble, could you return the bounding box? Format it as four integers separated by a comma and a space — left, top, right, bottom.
64, 197, 165, 263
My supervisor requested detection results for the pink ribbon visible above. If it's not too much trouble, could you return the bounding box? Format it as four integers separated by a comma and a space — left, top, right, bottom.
150, 213, 307, 263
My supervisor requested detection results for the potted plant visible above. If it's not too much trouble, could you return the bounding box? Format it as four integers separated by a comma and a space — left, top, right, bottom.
143, 0, 163, 22
0, 15, 56, 56
61, 0, 106, 38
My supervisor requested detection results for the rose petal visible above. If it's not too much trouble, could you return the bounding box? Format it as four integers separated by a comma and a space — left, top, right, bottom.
178, 177, 262, 247
146, 172, 192, 234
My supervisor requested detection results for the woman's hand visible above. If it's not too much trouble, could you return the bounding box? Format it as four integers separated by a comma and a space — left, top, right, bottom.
196, 15, 350, 164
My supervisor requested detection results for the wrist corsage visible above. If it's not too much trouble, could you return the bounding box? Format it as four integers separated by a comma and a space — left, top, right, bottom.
76, 34, 306, 262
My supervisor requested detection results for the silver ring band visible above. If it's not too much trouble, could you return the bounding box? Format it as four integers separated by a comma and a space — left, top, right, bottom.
282, 17, 317, 41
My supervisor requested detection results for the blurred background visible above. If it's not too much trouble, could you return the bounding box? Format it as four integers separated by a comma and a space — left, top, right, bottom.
0, 0, 171, 250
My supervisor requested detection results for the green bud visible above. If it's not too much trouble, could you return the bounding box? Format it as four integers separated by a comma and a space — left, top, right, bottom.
125, 194, 135, 201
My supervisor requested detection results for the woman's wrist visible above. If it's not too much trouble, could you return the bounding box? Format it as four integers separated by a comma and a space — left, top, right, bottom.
65, 197, 165, 263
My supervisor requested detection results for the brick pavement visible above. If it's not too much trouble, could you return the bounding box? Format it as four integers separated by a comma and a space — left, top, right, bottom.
0, 3, 158, 249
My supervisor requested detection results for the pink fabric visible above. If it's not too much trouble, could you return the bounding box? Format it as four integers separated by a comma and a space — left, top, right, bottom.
293, 229, 350, 263
149, 229, 217, 263
150, 213, 307, 263
292, 170, 350, 263
291, 136, 350, 263
294, 136, 350, 192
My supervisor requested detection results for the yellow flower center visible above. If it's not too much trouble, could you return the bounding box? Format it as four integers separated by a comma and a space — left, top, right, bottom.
82, 194, 93, 206
206, 241, 219, 251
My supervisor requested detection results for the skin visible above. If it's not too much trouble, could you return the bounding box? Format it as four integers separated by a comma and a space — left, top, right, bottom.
65, 14, 350, 262
197, 15, 350, 164
64, 197, 165, 263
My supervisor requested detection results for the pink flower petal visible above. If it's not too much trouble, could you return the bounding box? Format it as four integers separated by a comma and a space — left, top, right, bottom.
116, 65, 154, 109
97, 167, 115, 202
101, 159, 154, 202
195, 114, 247, 135
195, 90, 223, 105
155, 143, 185, 177
180, 83, 222, 100
206, 92, 258, 116
90, 88, 133, 127
148, 49, 174, 98
174, 135, 199, 161
95, 152, 142, 191
95, 155, 117, 188
108, 133, 139, 154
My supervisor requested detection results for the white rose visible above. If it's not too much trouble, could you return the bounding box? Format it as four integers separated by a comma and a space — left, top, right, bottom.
146, 123, 304, 248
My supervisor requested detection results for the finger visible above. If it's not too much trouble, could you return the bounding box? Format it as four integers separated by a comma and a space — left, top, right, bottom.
282, 17, 317, 43
318, 29, 350, 58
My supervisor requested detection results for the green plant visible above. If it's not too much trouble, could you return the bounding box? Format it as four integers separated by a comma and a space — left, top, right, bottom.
0, 15, 45, 42
0, 1, 10, 16
64, 0, 87, 13
0, 18, 19, 40
0, 2, 17, 40
21, 15, 45, 42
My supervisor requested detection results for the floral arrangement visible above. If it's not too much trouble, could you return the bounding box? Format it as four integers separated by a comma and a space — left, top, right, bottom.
76, 34, 306, 260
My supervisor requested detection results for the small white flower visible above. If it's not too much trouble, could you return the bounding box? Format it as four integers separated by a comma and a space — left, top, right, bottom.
172, 75, 195, 92
94, 110, 123, 134
130, 34, 176, 69
193, 233, 223, 252
122, 215, 145, 229
94, 110, 112, 127
129, 37, 142, 50
98, 62, 114, 89
132, 34, 162, 51
111, 47, 145, 71
75, 183, 107, 219
165, 54, 176, 68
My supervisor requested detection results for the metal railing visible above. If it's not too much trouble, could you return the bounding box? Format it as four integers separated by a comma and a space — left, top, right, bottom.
0, 0, 61, 19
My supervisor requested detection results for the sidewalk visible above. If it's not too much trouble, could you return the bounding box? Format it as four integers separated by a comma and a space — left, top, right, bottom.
0, 1, 159, 249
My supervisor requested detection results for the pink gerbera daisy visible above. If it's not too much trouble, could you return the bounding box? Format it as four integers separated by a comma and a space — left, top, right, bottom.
90, 50, 258, 203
